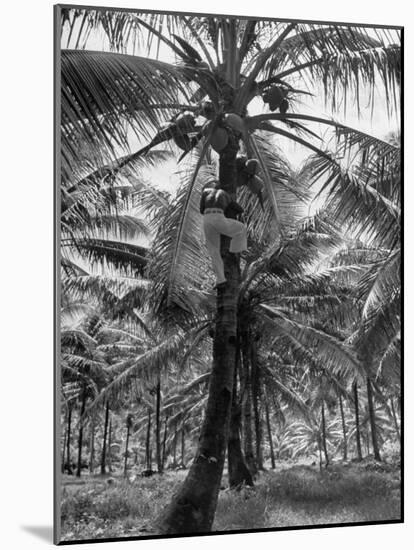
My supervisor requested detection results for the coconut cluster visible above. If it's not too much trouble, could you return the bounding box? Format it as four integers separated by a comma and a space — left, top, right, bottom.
262, 85, 289, 114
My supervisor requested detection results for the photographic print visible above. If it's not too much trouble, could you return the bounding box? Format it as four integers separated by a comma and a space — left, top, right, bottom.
54, 3, 402, 544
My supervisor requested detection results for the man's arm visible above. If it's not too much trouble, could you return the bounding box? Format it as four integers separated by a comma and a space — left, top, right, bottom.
228, 200, 244, 215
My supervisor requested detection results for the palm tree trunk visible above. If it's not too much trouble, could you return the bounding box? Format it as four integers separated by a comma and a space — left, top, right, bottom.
156, 379, 163, 473
250, 337, 263, 469
89, 414, 95, 474
162, 415, 169, 469
66, 404, 72, 474
124, 423, 130, 477
366, 377, 381, 461
317, 435, 323, 471
240, 335, 257, 475
321, 402, 329, 468
338, 394, 348, 461
181, 424, 186, 468
108, 420, 113, 472
62, 428, 67, 474
146, 407, 152, 470
353, 382, 363, 460
76, 387, 87, 477
390, 398, 401, 443
100, 401, 110, 475
157, 133, 240, 534
265, 395, 276, 469
227, 354, 254, 488
172, 421, 177, 467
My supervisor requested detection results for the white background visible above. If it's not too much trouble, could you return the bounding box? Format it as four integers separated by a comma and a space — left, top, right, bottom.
1, 0, 411, 548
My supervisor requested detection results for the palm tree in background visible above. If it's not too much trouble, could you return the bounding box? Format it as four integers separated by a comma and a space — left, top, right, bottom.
58, 7, 401, 533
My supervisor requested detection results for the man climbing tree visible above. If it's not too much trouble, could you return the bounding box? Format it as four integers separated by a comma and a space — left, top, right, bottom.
200, 182, 247, 288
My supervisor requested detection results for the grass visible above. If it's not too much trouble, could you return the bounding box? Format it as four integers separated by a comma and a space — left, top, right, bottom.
60, 461, 401, 542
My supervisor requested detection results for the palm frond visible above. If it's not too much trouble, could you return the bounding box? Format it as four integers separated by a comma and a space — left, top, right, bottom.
357, 249, 400, 318
304, 154, 400, 249
262, 304, 361, 378
62, 49, 194, 160
63, 238, 148, 276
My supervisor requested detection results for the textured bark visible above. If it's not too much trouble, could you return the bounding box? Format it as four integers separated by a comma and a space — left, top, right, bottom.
100, 401, 110, 475
228, 359, 254, 488
265, 396, 276, 469
366, 377, 381, 461
156, 379, 163, 473
76, 387, 87, 477
353, 382, 363, 460
250, 338, 263, 469
338, 394, 348, 461
321, 402, 329, 468
156, 134, 240, 534
240, 334, 258, 475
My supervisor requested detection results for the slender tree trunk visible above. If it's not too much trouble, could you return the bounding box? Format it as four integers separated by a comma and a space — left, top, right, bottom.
62, 427, 67, 474
156, 133, 240, 534
156, 379, 163, 473
146, 407, 152, 470
227, 353, 254, 488
338, 394, 348, 461
76, 387, 87, 477
321, 402, 329, 468
317, 436, 323, 471
66, 404, 72, 474
162, 415, 169, 469
366, 377, 381, 461
173, 421, 177, 467
100, 401, 110, 475
353, 382, 363, 460
89, 414, 95, 474
250, 337, 263, 469
240, 335, 257, 475
265, 395, 276, 469
181, 425, 186, 468
390, 398, 401, 443
108, 420, 113, 472
124, 423, 130, 477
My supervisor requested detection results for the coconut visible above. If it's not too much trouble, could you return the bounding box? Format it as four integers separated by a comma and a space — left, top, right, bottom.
173, 134, 191, 151
199, 100, 215, 120
245, 158, 259, 175
236, 170, 249, 188
175, 112, 196, 132
263, 85, 285, 110
210, 127, 229, 152
247, 175, 264, 195
236, 154, 248, 171
279, 98, 289, 114
224, 113, 244, 134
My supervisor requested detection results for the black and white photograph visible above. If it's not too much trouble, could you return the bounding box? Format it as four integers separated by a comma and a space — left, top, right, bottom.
54, 4, 402, 544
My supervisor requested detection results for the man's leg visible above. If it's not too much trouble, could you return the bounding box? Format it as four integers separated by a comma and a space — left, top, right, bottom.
217, 217, 248, 253
203, 221, 226, 284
